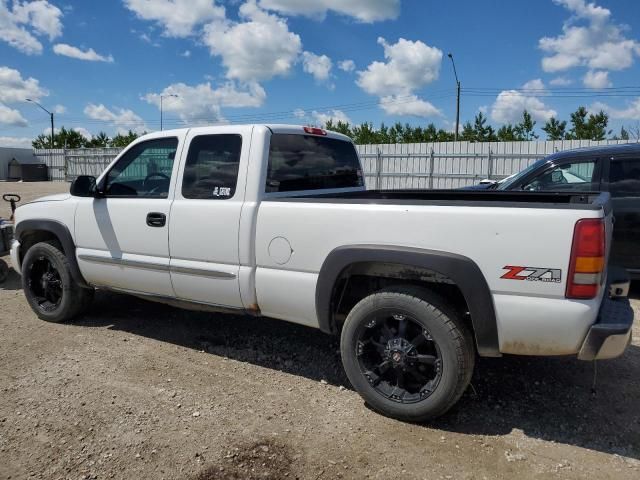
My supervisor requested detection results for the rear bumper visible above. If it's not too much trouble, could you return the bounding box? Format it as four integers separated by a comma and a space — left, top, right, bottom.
578, 271, 634, 361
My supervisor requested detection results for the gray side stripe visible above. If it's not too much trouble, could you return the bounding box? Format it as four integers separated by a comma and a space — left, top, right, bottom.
78, 254, 169, 272
170, 265, 236, 279
78, 254, 236, 279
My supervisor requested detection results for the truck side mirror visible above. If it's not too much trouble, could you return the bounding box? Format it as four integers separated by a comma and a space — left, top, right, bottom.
70, 175, 97, 197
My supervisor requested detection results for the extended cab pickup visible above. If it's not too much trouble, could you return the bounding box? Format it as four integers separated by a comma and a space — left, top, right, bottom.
11, 125, 634, 421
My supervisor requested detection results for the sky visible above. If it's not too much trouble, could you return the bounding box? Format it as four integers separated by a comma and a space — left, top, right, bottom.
1, 0, 640, 148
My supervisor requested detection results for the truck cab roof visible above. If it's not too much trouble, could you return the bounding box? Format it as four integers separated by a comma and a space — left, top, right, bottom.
135, 124, 354, 144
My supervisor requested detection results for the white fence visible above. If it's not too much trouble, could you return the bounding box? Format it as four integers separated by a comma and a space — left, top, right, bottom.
33, 149, 65, 181
356, 139, 634, 189
35, 139, 636, 187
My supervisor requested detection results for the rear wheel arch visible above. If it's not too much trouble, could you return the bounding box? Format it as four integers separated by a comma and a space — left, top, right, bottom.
15, 219, 89, 288
316, 245, 500, 357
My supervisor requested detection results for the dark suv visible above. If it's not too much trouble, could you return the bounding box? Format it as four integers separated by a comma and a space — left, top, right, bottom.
471, 143, 640, 278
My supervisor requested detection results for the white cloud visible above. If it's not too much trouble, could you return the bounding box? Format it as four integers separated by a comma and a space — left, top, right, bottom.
357, 37, 442, 97
0, 0, 62, 54
583, 69, 611, 88
258, 0, 400, 23
53, 104, 65, 114
591, 98, 640, 120
293, 108, 305, 119
143, 81, 266, 125
0, 135, 32, 147
380, 95, 442, 117
202, 1, 302, 82
522, 78, 545, 91
338, 59, 355, 72
84, 103, 148, 134
181, 49, 191, 57
490, 79, 557, 124
53, 43, 114, 62
73, 127, 92, 139
540, 0, 640, 72
311, 109, 351, 125
0, 66, 47, 104
11, 0, 62, 38
357, 37, 442, 118
123, 0, 225, 37
302, 51, 332, 83
0, 103, 27, 126
549, 76, 573, 86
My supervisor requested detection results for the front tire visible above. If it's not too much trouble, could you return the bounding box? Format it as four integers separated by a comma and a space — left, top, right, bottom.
21, 241, 94, 323
0, 259, 8, 283
340, 287, 475, 422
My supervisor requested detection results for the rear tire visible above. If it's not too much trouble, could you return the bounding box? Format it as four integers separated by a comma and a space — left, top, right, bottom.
340, 287, 475, 422
21, 241, 94, 323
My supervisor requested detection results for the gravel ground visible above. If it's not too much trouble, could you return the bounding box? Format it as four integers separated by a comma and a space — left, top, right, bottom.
1, 182, 639, 480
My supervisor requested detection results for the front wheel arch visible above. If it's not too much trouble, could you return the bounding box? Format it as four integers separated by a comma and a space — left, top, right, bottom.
15, 219, 89, 288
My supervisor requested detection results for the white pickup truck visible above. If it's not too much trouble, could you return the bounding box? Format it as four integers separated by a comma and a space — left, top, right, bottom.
11, 125, 634, 421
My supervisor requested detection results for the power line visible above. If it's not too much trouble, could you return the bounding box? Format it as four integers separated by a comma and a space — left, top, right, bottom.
4, 84, 640, 135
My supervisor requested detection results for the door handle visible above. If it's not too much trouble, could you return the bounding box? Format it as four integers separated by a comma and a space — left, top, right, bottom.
146, 212, 166, 227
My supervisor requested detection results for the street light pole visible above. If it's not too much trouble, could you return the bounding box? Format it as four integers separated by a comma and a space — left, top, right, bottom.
160, 94, 178, 131
447, 53, 461, 142
26, 98, 54, 148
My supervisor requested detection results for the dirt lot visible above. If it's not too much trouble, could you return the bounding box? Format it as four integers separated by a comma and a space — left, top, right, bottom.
1, 182, 639, 480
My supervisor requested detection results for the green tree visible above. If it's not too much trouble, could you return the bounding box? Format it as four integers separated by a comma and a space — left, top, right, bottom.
460, 121, 476, 141
110, 130, 141, 147
568, 106, 589, 139
515, 110, 538, 140
463, 112, 496, 142
586, 110, 610, 141
436, 129, 455, 142
85, 131, 110, 147
496, 124, 522, 141
618, 126, 630, 140
423, 123, 438, 142
542, 117, 567, 140
567, 107, 610, 140
32, 133, 53, 149
32, 126, 88, 149
351, 123, 379, 144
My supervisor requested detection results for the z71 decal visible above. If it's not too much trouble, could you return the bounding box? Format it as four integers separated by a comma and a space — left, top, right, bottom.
501, 266, 562, 283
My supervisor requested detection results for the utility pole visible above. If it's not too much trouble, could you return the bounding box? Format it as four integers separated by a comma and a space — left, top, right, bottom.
160, 94, 178, 131
447, 53, 461, 141
26, 98, 54, 148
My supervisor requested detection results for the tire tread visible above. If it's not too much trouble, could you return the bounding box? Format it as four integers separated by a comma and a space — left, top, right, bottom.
340, 286, 475, 421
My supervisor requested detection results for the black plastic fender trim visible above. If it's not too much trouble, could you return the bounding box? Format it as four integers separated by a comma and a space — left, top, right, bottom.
316, 244, 501, 357
15, 219, 90, 288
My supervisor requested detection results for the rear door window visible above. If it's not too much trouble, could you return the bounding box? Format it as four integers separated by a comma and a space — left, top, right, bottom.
609, 158, 640, 197
266, 134, 364, 193
182, 134, 242, 200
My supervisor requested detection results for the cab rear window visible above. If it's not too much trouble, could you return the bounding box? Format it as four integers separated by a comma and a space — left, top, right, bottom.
266, 134, 364, 193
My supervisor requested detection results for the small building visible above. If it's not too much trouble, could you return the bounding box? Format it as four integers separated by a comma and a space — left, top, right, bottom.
0, 147, 41, 181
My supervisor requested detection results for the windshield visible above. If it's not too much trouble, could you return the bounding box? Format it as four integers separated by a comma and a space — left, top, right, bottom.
497, 158, 549, 190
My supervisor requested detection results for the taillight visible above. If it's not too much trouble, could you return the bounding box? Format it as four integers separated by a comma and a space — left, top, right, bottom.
303, 126, 327, 136
566, 218, 605, 299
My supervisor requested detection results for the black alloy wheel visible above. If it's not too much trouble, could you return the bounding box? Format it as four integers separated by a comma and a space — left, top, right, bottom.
356, 311, 443, 404
27, 254, 63, 312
